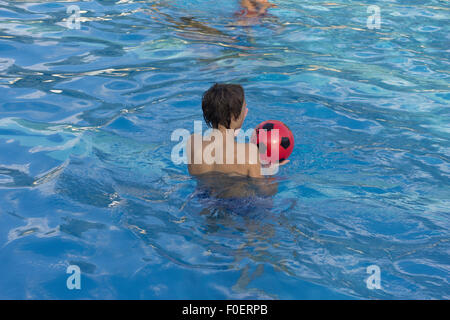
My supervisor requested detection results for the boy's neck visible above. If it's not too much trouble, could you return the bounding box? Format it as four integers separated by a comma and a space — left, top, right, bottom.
217, 125, 236, 134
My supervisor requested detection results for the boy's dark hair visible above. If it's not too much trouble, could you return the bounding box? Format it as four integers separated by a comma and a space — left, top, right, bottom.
202, 83, 245, 129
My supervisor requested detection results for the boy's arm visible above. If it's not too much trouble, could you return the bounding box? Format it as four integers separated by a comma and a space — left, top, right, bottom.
247, 143, 293, 196
186, 134, 194, 175
246, 143, 277, 196
187, 133, 204, 175
247, 143, 262, 178
246, 143, 290, 177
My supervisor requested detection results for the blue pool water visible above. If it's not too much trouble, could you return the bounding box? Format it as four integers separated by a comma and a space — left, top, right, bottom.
0, 0, 449, 299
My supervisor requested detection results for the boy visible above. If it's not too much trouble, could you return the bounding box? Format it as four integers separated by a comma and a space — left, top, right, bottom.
187, 83, 288, 179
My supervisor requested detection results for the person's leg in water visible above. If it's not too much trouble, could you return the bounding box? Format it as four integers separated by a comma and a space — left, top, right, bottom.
234, 0, 277, 26
239, 0, 277, 17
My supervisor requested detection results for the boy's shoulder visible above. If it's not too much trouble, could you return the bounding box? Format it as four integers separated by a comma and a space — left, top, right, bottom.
188, 132, 258, 159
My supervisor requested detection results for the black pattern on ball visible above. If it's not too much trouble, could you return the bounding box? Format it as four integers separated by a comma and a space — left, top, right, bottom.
262, 123, 274, 131
280, 137, 290, 149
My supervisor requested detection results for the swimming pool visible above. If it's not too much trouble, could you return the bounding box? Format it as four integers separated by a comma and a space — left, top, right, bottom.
0, 0, 449, 299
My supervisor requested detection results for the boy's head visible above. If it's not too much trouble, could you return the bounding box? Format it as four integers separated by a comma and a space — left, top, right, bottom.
202, 83, 247, 129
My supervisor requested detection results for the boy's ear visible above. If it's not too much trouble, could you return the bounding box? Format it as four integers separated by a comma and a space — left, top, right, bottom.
235, 107, 248, 121
240, 107, 248, 121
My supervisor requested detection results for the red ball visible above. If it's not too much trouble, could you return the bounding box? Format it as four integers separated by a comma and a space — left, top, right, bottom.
251, 120, 294, 164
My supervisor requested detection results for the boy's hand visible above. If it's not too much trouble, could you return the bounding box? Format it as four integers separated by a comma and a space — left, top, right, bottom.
260, 159, 290, 176
261, 159, 290, 168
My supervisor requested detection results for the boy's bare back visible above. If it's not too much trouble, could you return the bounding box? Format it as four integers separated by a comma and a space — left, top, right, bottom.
187, 131, 262, 178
